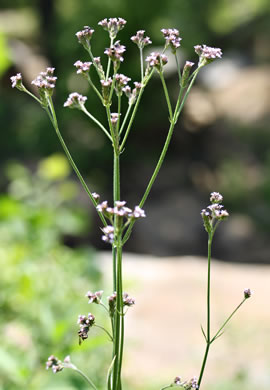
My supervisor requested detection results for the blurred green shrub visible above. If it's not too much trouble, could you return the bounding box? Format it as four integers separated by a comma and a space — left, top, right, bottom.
0, 154, 108, 390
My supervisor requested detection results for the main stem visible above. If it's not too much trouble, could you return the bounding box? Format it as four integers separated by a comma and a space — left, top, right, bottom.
198, 232, 213, 388
112, 149, 124, 390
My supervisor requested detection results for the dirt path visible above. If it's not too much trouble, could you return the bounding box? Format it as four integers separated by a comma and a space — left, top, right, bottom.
99, 253, 270, 389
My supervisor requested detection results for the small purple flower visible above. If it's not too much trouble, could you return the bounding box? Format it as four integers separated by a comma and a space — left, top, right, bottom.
98, 17, 127, 38
244, 288, 252, 299
181, 61, 195, 87
115, 73, 131, 95
31, 68, 57, 98
86, 290, 103, 304
210, 192, 223, 204
123, 292, 135, 307
102, 225, 115, 244
123, 82, 142, 105
10, 73, 24, 90
63, 92, 87, 109
76, 26, 94, 49
194, 44, 222, 66
132, 206, 146, 218
46, 355, 63, 373
174, 376, 182, 385
74, 60, 92, 76
96, 201, 108, 212
161, 28, 182, 53
131, 30, 152, 49
92, 192, 100, 201
146, 52, 168, 71
108, 292, 117, 316
77, 313, 95, 343
93, 57, 105, 78
104, 40, 126, 63
100, 78, 113, 104
110, 113, 120, 126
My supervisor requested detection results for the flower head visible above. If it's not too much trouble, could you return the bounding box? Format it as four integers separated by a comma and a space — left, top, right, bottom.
181, 61, 195, 88
123, 292, 135, 307
194, 44, 222, 66
146, 52, 168, 71
86, 290, 103, 304
115, 73, 131, 95
74, 60, 92, 76
244, 288, 252, 299
46, 355, 63, 373
161, 28, 182, 53
98, 17, 126, 39
31, 68, 57, 101
101, 225, 115, 244
104, 40, 126, 64
76, 26, 94, 49
77, 313, 95, 343
131, 30, 152, 49
10, 73, 24, 91
201, 192, 228, 233
63, 92, 87, 109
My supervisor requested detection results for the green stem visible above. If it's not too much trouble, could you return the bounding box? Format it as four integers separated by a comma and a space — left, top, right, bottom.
87, 75, 104, 102
117, 95, 121, 134
119, 104, 132, 136
175, 54, 181, 83
211, 298, 246, 343
198, 232, 213, 388
159, 71, 173, 120
81, 105, 112, 141
45, 96, 107, 226
122, 85, 186, 245
106, 37, 114, 80
94, 324, 113, 342
140, 47, 144, 81
23, 88, 43, 105
73, 367, 99, 390
119, 69, 154, 152
197, 342, 210, 389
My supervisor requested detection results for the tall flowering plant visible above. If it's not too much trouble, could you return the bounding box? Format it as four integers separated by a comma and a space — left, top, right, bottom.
11, 17, 251, 390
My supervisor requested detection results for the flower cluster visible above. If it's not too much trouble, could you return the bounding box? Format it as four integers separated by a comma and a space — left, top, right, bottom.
97, 200, 146, 220
131, 30, 152, 49
93, 56, 105, 78
31, 68, 57, 100
161, 28, 182, 53
122, 82, 142, 105
181, 61, 195, 88
64, 92, 87, 109
98, 17, 127, 39
104, 41, 126, 64
244, 288, 252, 299
77, 313, 95, 342
115, 73, 131, 96
74, 60, 92, 76
100, 78, 113, 104
123, 292, 135, 307
174, 376, 198, 389
108, 292, 117, 316
102, 225, 115, 244
86, 290, 103, 304
201, 192, 229, 233
76, 26, 94, 49
107, 292, 135, 316
146, 52, 168, 71
10, 73, 24, 90
194, 44, 222, 66
110, 113, 121, 127
46, 355, 63, 373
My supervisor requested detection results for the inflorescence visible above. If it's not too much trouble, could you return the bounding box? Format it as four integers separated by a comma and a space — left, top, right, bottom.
174, 375, 198, 389
201, 192, 229, 234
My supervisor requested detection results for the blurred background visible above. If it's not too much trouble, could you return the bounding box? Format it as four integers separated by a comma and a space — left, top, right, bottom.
0, 0, 269, 389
